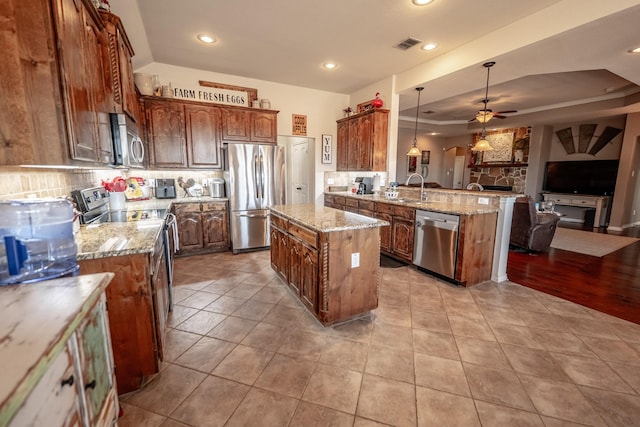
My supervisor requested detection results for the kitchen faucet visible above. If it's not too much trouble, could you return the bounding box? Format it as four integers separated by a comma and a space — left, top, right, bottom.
466, 182, 484, 191
406, 173, 426, 201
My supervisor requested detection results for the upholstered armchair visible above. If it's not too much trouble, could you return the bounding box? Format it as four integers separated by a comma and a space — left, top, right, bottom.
510, 197, 560, 252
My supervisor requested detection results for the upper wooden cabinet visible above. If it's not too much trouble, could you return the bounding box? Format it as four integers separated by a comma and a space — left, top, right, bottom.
222, 107, 278, 144
336, 109, 388, 171
144, 98, 188, 168
99, 11, 140, 123
185, 104, 223, 169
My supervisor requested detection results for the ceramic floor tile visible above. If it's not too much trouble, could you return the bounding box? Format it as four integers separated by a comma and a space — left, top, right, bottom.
448, 314, 496, 341
319, 336, 369, 372
542, 300, 595, 319
240, 321, 288, 351
519, 374, 606, 426
551, 353, 634, 393
125, 364, 207, 416
329, 316, 374, 342
261, 304, 304, 327
174, 310, 227, 335
413, 329, 460, 360
411, 309, 451, 334
464, 363, 536, 411
224, 284, 263, 299
225, 387, 298, 427
373, 304, 412, 327
353, 417, 393, 427
167, 305, 198, 328
172, 288, 196, 304
579, 335, 640, 365
162, 329, 201, 362
250, 285, 286, 304
456, 336, 511, 369
254, 353, 316, 398
278, 329, 327, 361
173, 336, 236, 373
504, 294, 551, 314
442, 300, 484, 320
356, 374, 416, 427
365, 344, 414, 383
471, 290, 513, 308
205, 316, 257, 342
177, 291, 220, 309
414, 352, 470, 396
607, 361, 640, 394
518, 310, 571, 332
230, 299, 275, 321
370, 322, 413, 351
169, 375, 249, 427
561, 316, 620, 340
302, 364, 363, 414
410, 293, 445, 313
201, 281, 240, 295
241, 271, 278, 286
202, 295, 246, 315
490, 322, 547, 350
612, 322, 640, 344
118, 402, 166, 427
378, 290, 410, 308
501, 344, 571, 382
289, 401, 354, 427
475, 401, 544, 427
416, 386, 480, 427
211, 344, 274, 385
480, 304, 527, 326
579, 386, 640, 427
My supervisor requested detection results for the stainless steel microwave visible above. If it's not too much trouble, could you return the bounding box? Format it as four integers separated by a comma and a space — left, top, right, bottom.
110, 113, 145, 168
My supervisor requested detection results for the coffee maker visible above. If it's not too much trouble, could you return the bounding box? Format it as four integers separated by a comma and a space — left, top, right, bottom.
355, 177, 374, 194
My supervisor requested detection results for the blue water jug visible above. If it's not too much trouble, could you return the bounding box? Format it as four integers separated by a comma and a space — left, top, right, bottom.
0, 199, 78, 285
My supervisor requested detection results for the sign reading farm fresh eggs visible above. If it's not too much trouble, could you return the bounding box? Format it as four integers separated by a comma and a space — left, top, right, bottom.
172, 86, 249, 107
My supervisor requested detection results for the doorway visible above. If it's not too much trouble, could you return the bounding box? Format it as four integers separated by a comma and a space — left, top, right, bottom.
278, 136, 314, 205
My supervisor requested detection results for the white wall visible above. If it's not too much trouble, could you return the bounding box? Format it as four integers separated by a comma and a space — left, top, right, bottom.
135, 62, 349, 204
395, 128, 446, 185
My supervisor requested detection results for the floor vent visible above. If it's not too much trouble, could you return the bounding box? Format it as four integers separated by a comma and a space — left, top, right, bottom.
395, 37, 421, 50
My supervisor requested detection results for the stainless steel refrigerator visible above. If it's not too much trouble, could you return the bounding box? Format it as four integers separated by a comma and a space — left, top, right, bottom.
224, 144, 285, 253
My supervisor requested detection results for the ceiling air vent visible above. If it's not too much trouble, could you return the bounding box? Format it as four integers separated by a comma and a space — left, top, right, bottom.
395, 37, 422, 50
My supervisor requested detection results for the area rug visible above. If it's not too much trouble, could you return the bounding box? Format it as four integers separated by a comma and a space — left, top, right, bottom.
550, 227, 639, 257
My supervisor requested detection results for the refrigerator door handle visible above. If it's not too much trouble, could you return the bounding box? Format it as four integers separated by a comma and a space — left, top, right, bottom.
259, 153, 265, 202
237, 213, 270, 218
253, 153, 260, 199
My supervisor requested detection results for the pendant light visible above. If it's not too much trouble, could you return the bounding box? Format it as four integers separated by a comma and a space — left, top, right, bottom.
407, 87, 424, 157
471, 62, 496, 152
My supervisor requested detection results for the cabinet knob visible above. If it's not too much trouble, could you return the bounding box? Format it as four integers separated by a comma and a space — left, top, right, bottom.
61, 375, 74, 388
85, 380, 97, 390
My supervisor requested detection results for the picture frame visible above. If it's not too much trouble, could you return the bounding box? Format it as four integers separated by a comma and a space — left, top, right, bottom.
407, 156, 417, 175
322, 134, 332, 164
292, 114, 307, 136
421, 150, 430, 165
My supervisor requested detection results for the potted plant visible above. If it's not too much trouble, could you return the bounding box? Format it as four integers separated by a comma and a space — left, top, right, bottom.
513, 137, 529, 162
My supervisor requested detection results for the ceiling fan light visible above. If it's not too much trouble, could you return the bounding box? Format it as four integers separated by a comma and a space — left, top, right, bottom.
471, 138, 493, 152
475, 111, 494, 123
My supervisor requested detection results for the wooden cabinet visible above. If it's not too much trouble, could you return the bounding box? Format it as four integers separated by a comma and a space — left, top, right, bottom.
221, 108, 278, 144
270, 208, 381, 325
3, 276, 118, 427
173, 201, 229, 255
99, 11, 140, 123
336, 109, 389, 171
185, 105, 223, 169
455, 213, 497, 286
145, 99, 188, 168
324, 195, 415, 262
78, 235, 169, 394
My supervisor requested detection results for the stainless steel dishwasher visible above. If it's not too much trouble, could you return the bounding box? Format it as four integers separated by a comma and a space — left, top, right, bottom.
413, 210, 460, 280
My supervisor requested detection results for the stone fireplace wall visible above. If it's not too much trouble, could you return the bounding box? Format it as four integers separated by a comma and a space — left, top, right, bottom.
469, 166, 527, 194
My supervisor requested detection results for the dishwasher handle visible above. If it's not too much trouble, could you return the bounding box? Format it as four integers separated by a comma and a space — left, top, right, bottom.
416, 218, 458, 232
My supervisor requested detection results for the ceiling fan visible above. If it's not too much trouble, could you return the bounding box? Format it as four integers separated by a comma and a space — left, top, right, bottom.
468, 62, 517, 123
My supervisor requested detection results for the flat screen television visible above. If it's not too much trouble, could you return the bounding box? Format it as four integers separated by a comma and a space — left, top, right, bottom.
543, 160, 619, 196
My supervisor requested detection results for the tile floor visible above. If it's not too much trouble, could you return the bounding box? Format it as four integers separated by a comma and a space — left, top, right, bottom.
119, 251, 640, 427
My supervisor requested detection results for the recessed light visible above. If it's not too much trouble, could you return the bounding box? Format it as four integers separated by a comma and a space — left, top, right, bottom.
422, 42, 438, 51
412, 0, 434, 5
197, 34, 216, 44
323, 62, 337, 69
628, 47, 640, 53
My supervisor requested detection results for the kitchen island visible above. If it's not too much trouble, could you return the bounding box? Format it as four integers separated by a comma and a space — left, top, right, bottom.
270, 204, 389, 326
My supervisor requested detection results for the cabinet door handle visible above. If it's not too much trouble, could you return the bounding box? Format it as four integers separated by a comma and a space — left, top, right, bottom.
61, 375, 74, 388
85, 380, 97, 390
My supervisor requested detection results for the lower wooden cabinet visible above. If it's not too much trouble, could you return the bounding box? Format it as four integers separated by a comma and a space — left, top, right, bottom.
78, 234, 169, 394
270, 210, 380, 325
324, 194, 415, 263
173, 201, 229, 256
8, 290, 118, 427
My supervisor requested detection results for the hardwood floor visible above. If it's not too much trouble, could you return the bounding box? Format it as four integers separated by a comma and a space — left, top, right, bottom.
507, 224, 640, 325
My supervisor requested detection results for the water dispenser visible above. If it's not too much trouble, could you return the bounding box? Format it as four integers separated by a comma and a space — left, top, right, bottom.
0, 199, 79, 285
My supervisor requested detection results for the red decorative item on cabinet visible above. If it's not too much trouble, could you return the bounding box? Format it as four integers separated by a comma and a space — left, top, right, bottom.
371, 92, 383, 108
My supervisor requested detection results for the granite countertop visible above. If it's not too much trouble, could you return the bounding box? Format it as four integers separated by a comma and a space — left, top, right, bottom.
326, 192, 499, 215
271, 204, 389, 233
0, 273, 113, 425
